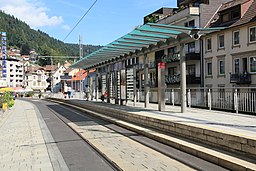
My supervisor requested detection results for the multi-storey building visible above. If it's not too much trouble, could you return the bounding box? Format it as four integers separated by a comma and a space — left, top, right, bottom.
131, 0, 230, 101
24, 66, 48, 91
5, 59, 24, 87
203, 0, 256, 88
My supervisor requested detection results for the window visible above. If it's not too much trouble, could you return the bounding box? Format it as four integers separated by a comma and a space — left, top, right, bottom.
221, 13, 229, 22
218, 35, 225, 48
186, 64, 196, 76
186, 42, 195, 53
184, 20, 195, 27
168, 46, 177, 54
234, 59, 240, 74
42, 81, 46, 86
231, 10, 240, 20
249, 57, 256, 73
168, 67, 177, 76
233, 31, 240, 45
33, 81, 36, 86
249, 26, 256, 43
206, 38, 212, 51
219, 60, 225, 75
207, 62, 212, 76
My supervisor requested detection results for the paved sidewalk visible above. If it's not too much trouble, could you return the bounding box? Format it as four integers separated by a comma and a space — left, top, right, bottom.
0, 100, 67, 171
124, 101, 256, 138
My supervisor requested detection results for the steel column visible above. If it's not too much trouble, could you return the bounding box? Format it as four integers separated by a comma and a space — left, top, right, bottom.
180, 43, 187, 113
144, 53, 149, 108
158, 62, 166, 111
133, 65, 137, 106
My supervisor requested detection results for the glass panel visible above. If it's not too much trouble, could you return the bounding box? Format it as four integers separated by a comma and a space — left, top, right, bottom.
233, 31, 240, 45
250, 57, 256, 72
250, 27, 256, 42
207, 38, 212, 50
207, 62, 212, 75
187, 64, 196, 75
234, 59, 239, 74
168, 67, 177, 76
219, 35, 224, 48
219, 60, 225, 74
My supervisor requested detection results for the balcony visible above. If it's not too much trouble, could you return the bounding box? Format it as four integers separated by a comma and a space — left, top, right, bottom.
165, 74, 180, 84
178, 0, 209, 7
187, 74, 201, 84
185, 52, 200, 60
161, 7, 199, 24
230, 73, 251, 84
165, 74, 201, 84
162, 53, 180, 63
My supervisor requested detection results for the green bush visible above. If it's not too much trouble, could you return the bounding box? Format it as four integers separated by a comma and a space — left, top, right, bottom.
0, 91, 15, 108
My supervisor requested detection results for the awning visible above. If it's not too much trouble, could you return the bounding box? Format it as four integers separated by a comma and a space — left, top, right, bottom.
71, 23, 225, 69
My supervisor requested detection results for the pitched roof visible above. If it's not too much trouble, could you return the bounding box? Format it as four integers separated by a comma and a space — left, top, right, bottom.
45, 65, 58, 71
207, 0, 256, 28
231, 0, 256, 27
71, 69, 96, 81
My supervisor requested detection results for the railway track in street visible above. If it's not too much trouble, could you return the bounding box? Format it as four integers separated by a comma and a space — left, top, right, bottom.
38, 98, 228, 171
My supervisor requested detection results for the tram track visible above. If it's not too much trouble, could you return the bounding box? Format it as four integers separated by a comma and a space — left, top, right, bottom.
43, 98, 228, 171
47, 105, 122, 171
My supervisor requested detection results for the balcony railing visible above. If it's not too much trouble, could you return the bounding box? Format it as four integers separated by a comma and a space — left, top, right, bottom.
162, 53, 180, 63
230, 73, 251, 84
185, 52, 200, 60
165, 74, 201, 84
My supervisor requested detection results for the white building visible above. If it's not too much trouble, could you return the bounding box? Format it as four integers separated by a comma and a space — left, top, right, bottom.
5, 59, 24, 87
24, 66, 48, 91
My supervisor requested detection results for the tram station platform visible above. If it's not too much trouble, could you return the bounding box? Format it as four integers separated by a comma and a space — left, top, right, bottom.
48, 97, 256, 171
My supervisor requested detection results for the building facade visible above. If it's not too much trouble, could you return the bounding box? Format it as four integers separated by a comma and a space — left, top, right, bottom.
24, 66, 48, 91
5, 59, 24, 87
203, 0, 256, 88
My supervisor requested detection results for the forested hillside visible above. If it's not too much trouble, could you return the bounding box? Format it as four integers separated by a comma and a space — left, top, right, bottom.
0, 11, 101, 58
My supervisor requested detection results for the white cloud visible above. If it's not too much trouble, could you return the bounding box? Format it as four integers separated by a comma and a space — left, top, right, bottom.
0, 0, 63, 28
62, 24, 70, 31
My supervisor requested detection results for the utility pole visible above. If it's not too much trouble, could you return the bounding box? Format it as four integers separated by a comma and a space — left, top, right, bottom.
51, 56, 53, 97
79, 35, 83, 99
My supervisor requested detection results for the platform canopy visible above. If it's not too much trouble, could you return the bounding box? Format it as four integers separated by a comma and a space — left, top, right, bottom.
71, 23, 225, 69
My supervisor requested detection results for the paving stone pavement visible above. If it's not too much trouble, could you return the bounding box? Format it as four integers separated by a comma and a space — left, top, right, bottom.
0, 100, 67, 171
68, 119, 196, 171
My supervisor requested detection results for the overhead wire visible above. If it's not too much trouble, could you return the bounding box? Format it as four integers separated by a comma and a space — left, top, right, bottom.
63, 0, 98, 41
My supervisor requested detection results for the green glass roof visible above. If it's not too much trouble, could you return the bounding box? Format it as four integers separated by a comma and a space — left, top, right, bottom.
71, 23, 225, 69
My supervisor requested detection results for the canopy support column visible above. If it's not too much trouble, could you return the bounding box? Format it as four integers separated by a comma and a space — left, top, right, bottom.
106, 66, 110, 103
158, 60, 166, 111
114, 70, 119, 104
144, 53, 149, 108
180, 43, 187, 113
95, 69, 99, 101
133, 65, 137, 106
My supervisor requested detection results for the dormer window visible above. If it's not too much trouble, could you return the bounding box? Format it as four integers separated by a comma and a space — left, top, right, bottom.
220, 5, 241, 24
231, 10, 240, 20
221, 13, 229, 23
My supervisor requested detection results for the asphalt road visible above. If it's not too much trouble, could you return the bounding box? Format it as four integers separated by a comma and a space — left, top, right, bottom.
29, 99, 118, 171
27, 98, 228, 171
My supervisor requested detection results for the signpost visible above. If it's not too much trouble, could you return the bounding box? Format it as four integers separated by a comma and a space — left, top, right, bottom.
1, 32, 7, 80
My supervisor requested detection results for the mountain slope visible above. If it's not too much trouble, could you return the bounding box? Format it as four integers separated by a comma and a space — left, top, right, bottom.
0, 11, 101, 58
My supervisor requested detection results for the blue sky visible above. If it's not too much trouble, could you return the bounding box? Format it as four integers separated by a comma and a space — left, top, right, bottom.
0, 0, 177, 45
